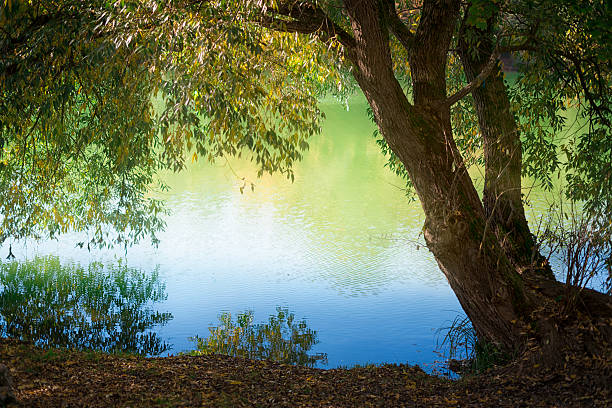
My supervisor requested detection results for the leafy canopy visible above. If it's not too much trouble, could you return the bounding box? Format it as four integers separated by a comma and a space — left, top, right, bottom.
0, 0, 610, 246
0, 0, 347, 246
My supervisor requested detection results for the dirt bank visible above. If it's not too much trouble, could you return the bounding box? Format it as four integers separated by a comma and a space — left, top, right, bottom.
0, 339, 609, 407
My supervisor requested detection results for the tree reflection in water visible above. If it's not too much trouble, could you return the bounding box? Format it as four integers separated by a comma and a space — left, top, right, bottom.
190, 308, 327, 367
0, 256, 172, 355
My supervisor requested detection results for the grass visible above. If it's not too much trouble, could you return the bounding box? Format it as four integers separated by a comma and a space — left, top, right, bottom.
436, 314, 510, 376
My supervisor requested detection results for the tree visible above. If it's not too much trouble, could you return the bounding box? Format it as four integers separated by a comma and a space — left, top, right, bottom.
1, 0, 610, 365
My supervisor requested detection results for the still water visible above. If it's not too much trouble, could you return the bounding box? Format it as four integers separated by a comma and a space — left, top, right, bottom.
2, 96, 480, 370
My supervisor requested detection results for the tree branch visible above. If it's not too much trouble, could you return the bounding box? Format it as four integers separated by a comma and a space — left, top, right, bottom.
562, 52, 611, 126
497, 42, 537, 53
258, 2, 356, 53
445, 49, 500, 108
384, 0, 415, 51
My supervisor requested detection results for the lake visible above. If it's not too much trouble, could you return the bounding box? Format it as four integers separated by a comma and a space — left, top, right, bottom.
0, 95, 561, 371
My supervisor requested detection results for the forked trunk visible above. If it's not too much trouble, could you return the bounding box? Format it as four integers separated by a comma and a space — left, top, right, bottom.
342, 0, 612, 359
344, 0, 531, 350
458, 23, 553, 278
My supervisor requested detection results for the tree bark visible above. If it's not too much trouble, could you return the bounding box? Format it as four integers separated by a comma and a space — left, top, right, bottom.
318, 0, 612, 365
263, 0, 612, 364
457, 12, 554, 279
339, 0, 612, 361
343, 0, 533, 350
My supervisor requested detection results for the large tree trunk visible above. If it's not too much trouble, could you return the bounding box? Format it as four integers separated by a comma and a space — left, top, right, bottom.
342, 0, 612, 360
457, 10, 553, 279
344, 0, 531, 350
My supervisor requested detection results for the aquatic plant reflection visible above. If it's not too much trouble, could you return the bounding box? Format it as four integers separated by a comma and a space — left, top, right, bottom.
0, 256, 172, 355
190, 307, 327, 367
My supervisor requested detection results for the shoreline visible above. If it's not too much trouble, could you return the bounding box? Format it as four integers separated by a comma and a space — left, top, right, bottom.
1, 338, 609, 407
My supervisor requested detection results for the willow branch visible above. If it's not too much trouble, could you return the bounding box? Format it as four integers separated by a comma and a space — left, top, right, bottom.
445, 49, 500, 108
258, 3, 356, 54
498, 43, 537, 53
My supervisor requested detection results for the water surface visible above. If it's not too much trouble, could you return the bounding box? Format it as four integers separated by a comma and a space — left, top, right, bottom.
2, 96, 471, 369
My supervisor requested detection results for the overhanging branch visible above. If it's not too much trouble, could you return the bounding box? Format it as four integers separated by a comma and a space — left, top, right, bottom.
258, 2, 356, 54
445, 49, 500, 108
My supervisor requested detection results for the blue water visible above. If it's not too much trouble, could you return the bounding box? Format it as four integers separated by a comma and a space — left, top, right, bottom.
1, 97, 467, 370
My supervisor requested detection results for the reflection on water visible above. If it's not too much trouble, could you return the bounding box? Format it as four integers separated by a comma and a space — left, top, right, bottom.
0, 97, 463, 368
0, 257, 172, 355
0, 96, 584, 369
189, 308, 327, 367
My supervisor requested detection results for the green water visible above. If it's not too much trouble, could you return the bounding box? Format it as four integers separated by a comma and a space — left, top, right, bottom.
1, 94, 570, 370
